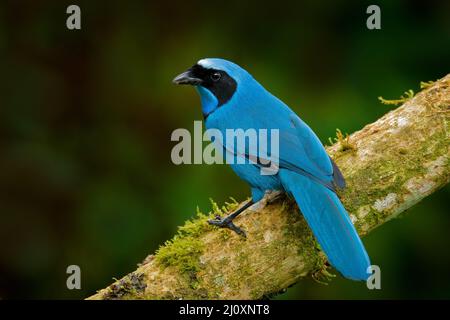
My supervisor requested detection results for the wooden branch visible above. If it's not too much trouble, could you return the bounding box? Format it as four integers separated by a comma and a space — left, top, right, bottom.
88, 74, 450, 300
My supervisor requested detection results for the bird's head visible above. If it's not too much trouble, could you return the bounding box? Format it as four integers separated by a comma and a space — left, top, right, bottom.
173, 58, 255, 118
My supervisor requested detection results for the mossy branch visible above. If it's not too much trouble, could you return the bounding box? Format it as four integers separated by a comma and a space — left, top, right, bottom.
88, 74, 450, 300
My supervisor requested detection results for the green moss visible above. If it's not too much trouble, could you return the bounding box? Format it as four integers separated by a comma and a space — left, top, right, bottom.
154, 198, 240, 291
209, 198, 223, 216
156, 237, 204, 273
420, 80, 435, 89
398, 148, 408, 155
177, 211, 211, 237
219, 228, 231, 240
154, 209, 209, 276
378, 89, 415, 106
328, 128, 356, 152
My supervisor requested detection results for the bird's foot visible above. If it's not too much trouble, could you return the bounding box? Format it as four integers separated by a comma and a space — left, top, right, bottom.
208, 215, 246, 238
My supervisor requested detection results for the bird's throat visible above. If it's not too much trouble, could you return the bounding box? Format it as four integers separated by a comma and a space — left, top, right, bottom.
196, 86, 219, 119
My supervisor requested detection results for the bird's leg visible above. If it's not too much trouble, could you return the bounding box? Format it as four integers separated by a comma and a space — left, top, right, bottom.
208, 200, 254, 237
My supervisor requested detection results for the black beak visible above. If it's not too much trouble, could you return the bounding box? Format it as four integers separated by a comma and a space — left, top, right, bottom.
172, 69, 203, 85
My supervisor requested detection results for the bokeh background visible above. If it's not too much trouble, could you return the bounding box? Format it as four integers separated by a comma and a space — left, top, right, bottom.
0, 0, 449, 299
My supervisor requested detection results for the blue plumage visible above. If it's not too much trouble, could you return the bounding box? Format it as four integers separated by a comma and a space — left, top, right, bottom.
173, 58, 371, 281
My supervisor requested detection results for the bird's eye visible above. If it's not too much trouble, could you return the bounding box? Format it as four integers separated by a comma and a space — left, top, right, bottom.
211, 72, 221, 82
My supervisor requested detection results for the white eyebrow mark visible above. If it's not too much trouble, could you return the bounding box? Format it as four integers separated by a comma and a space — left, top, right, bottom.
198, 59, 215, 69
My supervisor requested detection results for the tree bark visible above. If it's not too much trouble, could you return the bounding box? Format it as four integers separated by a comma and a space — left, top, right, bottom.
88, 74, 450, 300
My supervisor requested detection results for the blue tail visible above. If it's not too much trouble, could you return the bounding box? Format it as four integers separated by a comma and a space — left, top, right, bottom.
279, 170, 371, 281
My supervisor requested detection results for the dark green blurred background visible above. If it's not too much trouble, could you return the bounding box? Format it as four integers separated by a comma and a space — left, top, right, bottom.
0, 0, 449, 299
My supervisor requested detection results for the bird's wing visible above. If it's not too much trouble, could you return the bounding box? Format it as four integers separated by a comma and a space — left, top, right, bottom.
277, 113, 344, 189
219, 111, 340, 190
209, 97, 344, 190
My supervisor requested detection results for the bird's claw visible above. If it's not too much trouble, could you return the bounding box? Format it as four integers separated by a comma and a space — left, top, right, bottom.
208, 218, 246, 238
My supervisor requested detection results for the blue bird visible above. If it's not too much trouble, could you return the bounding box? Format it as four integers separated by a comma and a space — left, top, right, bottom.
173, 58, 371, 281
